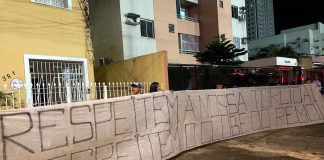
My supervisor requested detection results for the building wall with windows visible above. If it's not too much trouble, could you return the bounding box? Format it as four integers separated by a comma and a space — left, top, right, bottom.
248, 22, 324, 58
231, 0, 248, 61
90, 0, 243, 66
0, 0, 94, 105
246, 0, 275, 40
90, 0, 157, 64
120, 0, 157, 60
154, 0, 200, 64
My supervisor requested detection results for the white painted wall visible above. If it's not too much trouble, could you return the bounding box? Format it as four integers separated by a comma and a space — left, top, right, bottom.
231, 0, 248, 61
248, 22, 324, 57
120, 0, 157, 60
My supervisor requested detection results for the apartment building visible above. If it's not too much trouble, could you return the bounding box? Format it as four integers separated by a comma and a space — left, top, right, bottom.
248, 22, 324, 58
0, 0, 94, 106
90, 0, 243, 66
231, 0, 248, 61
246, 0, 275, 40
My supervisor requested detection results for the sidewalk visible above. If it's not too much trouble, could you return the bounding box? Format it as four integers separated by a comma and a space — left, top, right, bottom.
172, 123, 324, 160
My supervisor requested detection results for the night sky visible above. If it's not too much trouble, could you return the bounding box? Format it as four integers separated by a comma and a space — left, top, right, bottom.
273, 0, 324, 34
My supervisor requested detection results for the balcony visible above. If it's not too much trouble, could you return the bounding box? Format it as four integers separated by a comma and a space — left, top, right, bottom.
177, 14, 199, 23
180, 0, 198, 7
177, 6, 199, 23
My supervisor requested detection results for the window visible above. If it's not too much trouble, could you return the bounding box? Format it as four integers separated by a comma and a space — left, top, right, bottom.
169, 24, 175, 33
178, 7, 198, 22
179, 34, 200, 54
233, 37, 241, 49
219, 0, 224, 8
231, 5, 239, 19
140, 19, 155, 38
180, 8, 188, 19
25, 55, 88, 107
31, 0, 71, 9
241, 38, 248, 44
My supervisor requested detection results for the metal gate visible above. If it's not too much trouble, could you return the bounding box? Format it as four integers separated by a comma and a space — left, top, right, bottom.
29, 60, 86, 106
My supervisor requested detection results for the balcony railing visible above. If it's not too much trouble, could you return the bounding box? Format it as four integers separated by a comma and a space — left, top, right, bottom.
179, 49, 199, 54
177, 14, 199, 23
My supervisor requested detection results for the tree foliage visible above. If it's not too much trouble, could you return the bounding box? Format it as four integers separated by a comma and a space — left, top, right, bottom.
0, 91, 13, 107
255, 44, 298, 59
194, 35, 247, 65
0, 91, 6, 106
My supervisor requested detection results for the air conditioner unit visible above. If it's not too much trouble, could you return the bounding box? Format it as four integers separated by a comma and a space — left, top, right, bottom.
239, 6, 247, 14
125, 13, 140, 26
241, 37, 248, 44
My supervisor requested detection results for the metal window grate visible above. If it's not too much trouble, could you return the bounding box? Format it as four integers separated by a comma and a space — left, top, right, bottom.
29, 60, 86, 106
179, 33, 200, 53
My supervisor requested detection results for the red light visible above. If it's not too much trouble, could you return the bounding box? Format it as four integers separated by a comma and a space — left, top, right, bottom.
301, 75, 305, 81
232, 72, 245, 76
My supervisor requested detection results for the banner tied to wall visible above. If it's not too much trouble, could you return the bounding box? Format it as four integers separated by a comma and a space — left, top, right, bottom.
0, 84, 324, 160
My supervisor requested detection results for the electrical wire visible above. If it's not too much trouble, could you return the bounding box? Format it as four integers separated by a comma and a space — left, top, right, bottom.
0, 2, 85, 27
0, 21, 84, 30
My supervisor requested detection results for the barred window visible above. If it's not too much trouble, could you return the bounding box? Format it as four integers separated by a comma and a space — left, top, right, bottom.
179, 34, 200, 54
31, 0, 72, 9
29, 59, 86, 106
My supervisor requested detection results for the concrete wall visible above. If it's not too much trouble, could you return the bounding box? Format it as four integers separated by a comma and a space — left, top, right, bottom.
177, 19, 200, 36
199, 0, 232, 52
94, 51, 169, 90
199, 0, 219, 52
89, 0, 123, 65
0, 0, 94, 86
231, 0, 248, 61
153, 0, 178, 59
120, 0, 157, 60
299, 56, 313, 69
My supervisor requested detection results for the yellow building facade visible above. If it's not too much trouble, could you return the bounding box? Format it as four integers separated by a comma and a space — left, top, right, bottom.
0, 0, 94, 107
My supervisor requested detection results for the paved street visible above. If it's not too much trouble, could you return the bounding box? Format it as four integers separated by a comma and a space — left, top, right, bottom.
172, 123, 324, 160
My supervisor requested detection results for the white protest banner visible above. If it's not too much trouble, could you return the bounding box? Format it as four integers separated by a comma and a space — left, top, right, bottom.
0, 84, 323, 160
